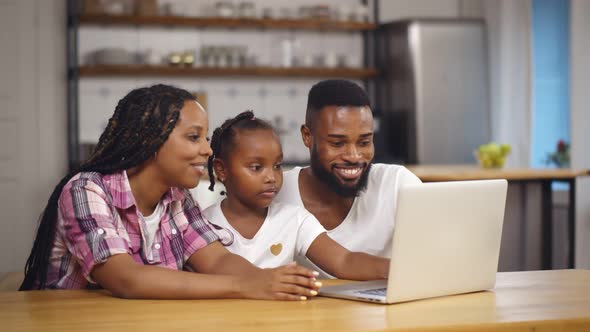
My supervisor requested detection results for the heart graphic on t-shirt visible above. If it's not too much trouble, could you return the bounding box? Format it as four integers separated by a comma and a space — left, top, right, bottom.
270, 243, 282, 256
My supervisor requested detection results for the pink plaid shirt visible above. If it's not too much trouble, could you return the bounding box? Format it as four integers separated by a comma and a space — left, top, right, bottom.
45, 171, 218, 289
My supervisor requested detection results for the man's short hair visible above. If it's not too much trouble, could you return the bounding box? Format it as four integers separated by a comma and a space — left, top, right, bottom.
305, 80, 371, 127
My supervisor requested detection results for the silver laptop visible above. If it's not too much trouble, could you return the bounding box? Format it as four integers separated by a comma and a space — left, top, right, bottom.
319, 179, 507, 304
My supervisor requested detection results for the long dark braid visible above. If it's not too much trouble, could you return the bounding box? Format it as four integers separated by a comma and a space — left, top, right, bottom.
207, 110, 274, 192
19, 84, 196, 290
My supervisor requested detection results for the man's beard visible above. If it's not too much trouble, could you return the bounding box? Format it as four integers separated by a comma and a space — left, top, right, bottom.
309, 146, 372, 198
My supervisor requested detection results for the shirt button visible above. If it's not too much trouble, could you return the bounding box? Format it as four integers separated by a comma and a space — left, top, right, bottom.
171, 229, 177, 235
154, 243, 161, 250
97, 229, 105, 235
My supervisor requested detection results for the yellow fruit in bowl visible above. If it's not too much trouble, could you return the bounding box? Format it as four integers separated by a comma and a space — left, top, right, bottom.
500, 144, 511, 155
474, 142, 511, 168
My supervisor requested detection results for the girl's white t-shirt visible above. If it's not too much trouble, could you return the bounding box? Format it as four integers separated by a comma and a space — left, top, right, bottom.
203, 200, 326, 269
274, 163, 422, 278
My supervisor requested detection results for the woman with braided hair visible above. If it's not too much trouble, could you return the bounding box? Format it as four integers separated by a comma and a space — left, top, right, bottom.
19, 84, 320, 301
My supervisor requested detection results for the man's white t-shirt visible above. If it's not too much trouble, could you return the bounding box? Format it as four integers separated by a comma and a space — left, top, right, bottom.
274, 163, 422, 278
203, 200, 326, 269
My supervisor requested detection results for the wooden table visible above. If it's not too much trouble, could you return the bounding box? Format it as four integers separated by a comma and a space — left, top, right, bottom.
407, 165, 590, 182
1, 270, 589, 332
407, 165, 590, 269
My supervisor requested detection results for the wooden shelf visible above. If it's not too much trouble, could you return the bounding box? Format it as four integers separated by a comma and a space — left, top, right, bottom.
78, 14, 377, 31
78, 65, 377, 79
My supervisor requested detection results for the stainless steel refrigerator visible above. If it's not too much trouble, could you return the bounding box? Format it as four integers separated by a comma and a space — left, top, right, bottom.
375, 19, 490, 164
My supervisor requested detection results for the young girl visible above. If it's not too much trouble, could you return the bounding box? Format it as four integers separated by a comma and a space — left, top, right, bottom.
204, 111, 389, 280
20, 85, 320, 301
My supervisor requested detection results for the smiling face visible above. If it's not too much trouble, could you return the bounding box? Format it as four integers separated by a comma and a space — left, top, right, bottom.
154, 100, 212, 189
215, 128, 283, 210
302, 105, 374, 197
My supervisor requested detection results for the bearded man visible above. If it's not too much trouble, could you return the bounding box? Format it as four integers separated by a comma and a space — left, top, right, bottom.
275, 80, 422, 278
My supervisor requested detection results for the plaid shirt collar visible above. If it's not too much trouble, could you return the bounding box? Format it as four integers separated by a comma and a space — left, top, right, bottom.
105, 170, 185, 210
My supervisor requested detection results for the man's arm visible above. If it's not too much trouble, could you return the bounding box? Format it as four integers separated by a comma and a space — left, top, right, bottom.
305, 233, 389, 280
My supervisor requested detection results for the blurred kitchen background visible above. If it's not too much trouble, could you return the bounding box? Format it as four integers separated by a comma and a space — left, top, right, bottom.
0, 0, 588, 275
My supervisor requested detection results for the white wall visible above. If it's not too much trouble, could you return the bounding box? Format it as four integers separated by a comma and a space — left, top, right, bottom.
570, 0, 590, 268
379, 0, 460, 22
0, 0, 67, 273
38, 1, 68, 203
482, 0, 532, 168
378, 0, 484, 23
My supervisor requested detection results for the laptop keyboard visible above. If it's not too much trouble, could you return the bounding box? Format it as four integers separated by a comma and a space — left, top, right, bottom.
356, 288, 387, 296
